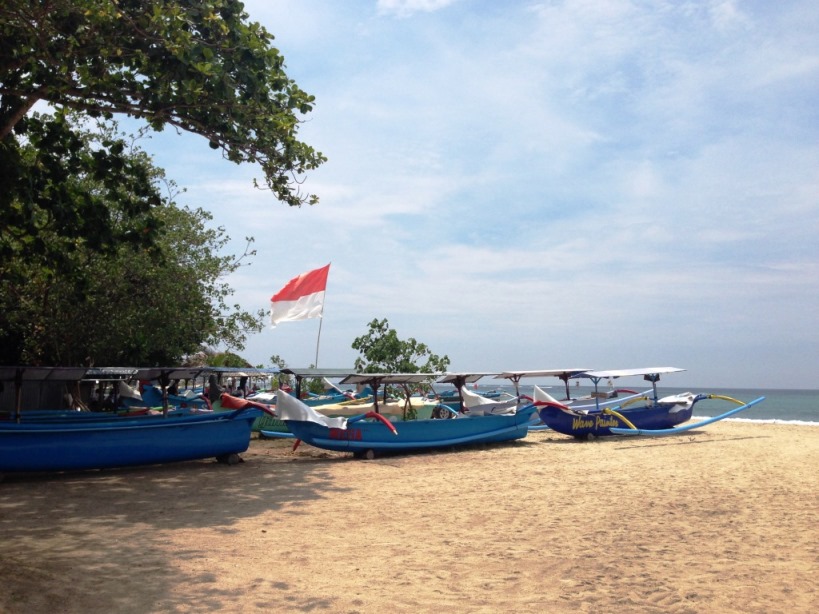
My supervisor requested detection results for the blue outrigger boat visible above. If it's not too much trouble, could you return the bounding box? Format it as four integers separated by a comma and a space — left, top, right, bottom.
266, 373, 537, 458
516, 367, 765, 438
0, 367, 261, 474
0, 409, 261, 472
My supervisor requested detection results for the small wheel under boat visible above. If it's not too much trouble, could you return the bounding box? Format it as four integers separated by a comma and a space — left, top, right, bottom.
431, 405, 452, 419
354, 449, 376, 460
216, 453, 242, 465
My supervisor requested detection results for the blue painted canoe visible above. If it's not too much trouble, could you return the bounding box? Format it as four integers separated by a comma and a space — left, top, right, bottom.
267, 391, 536, 455
537, 398, 695, 438
0, 408, 261, 473
530, 368, 709, 438
0, 407, 196, 423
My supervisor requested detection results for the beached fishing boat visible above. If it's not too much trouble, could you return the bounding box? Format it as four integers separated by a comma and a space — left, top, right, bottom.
0, 409, 261, 473
0, 367, 262, 473
520, 367, 765, 438
267, 373, 537, 458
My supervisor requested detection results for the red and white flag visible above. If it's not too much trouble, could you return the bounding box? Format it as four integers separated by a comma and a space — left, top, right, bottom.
270, 264, 330, 328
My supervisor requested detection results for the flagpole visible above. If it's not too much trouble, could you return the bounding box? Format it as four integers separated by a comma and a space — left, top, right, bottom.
314, 263, 329, 367
314, 302, 325, 367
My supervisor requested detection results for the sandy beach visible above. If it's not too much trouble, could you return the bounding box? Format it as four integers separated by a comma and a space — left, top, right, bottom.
1, 421, 817, 613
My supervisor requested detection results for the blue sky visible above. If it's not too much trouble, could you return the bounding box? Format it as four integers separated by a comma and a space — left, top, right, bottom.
144, 0, 818, 389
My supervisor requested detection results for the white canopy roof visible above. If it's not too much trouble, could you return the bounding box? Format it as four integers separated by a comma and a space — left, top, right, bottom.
494, 369, 592, 380
437, 372, 497, 385
340, 373, 439, 386
580, 367, 685, 379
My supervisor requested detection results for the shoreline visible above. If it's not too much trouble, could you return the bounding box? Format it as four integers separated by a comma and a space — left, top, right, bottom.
2, 421, 817, 613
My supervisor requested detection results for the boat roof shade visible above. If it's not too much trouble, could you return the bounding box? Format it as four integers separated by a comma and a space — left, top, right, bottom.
580, 367, 685, 379
494, 369, 593, 380
83, 367, 140, 380
133, 367, 207, 381
207, 366, 279, 377
280, 368, 356, 379
436, 373, 496, 384
0, 367, 89, 382
340, 373, 440, 386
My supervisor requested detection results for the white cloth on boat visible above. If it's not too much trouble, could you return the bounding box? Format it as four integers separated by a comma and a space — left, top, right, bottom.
532, 385, 562, 406
117, 380, 143, 401
658, 392, 696, 413
276, 391, 349, 429
459, 387, 517, 416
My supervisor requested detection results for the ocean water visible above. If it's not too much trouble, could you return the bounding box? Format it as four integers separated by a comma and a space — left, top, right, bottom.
477, 385, 819, 425
661, 387, 818, 425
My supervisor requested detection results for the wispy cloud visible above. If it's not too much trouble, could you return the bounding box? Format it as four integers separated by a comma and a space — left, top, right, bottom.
376, 0, 461, 19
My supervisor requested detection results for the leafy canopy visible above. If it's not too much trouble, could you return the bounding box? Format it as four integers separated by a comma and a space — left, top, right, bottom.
0, 118, 264, 366
352, 318, 451, 375
0, 0, 325, 207
352, 318, 450, 419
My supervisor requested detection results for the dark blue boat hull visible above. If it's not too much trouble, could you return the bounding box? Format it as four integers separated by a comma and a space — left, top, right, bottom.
0, 409, 261, 472
280, 406, 537, 453
537, 403, 693, 438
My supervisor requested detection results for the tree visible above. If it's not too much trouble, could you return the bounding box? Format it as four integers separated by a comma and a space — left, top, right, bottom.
268, 354, 289, 391
0, 118, 264, 366
351, 318, 450, 418
0, 0, 325, 207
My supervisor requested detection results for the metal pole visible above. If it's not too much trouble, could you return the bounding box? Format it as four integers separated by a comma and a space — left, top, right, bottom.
314, 315, 323, 368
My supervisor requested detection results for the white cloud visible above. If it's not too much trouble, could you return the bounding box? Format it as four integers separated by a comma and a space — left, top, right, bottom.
377, 0, 461, 19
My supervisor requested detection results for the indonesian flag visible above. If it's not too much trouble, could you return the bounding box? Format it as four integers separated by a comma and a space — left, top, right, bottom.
270, 264, 330, 327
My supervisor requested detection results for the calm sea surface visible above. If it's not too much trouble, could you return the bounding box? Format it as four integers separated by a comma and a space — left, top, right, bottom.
480, 385, 819, 425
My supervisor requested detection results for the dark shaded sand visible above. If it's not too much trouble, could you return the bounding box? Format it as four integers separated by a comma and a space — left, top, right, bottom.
1, 421, 817, 613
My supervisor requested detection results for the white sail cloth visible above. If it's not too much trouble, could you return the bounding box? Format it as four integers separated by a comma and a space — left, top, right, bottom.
459, 387, 517, 416
276, 390, 349, 429
532, 385, 563, 406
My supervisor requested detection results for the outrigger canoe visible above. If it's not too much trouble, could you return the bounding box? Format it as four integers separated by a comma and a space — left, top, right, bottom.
521, 367, 764, 438
0, 366, 262, 474
0, 409, 262, 473
267, 375, 537, 458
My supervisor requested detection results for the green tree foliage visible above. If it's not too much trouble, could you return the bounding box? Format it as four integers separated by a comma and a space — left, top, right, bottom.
0, 119, 264, 366
352, 318, 450, 418
352, 318, 450, 374
0, 0, 325, 207
0, 112, 165, 278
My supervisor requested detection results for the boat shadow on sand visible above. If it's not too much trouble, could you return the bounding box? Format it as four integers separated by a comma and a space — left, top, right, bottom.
0, 447, 354, 613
